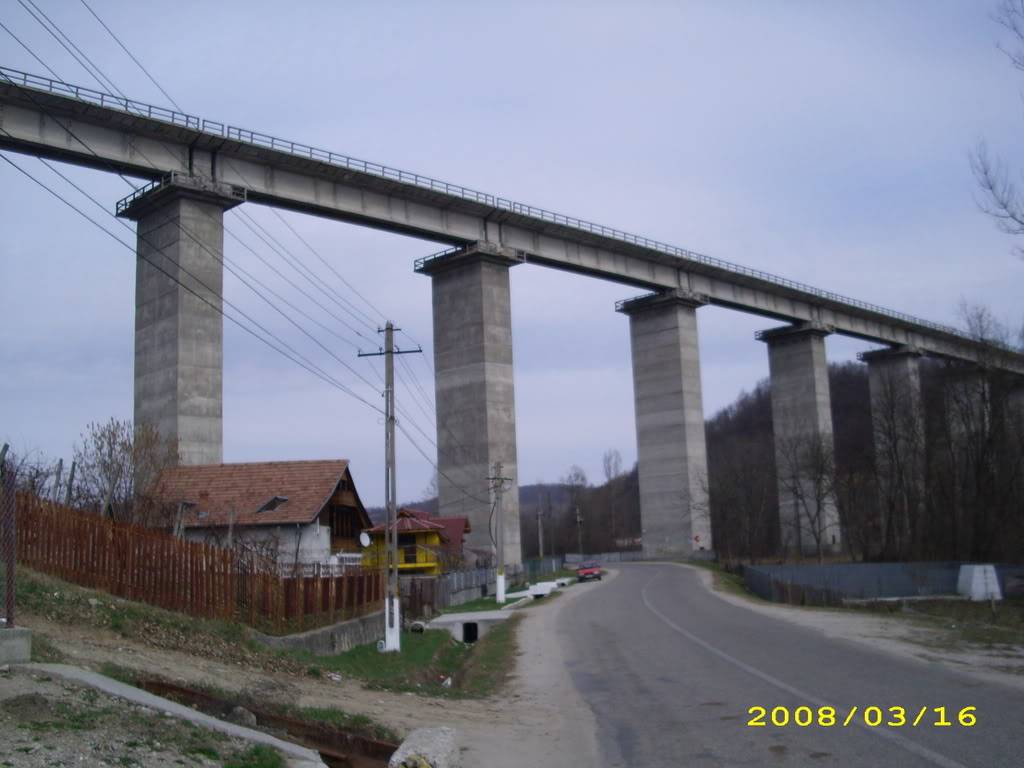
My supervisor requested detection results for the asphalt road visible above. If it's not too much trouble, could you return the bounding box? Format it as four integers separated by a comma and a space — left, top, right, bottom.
558, 563, 1024, 768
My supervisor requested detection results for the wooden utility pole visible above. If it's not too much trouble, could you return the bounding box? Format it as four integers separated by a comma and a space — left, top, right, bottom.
359, 321, 421, 652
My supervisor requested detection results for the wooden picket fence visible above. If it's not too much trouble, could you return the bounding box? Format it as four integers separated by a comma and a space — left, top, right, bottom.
15, 493, 384, 634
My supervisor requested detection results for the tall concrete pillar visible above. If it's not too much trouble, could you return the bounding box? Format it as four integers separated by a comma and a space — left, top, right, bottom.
858, 346, 925, 555
117, 174, 244, 465
1008, 382, 1024, 420
617, 290, 712, 559
415, 242, 524, 566
757, 323, 841, 555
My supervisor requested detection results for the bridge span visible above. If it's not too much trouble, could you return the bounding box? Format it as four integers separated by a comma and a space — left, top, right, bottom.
2, 66, 1021, 562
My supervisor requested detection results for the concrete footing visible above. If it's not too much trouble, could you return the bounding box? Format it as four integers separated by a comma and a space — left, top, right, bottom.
758, 323, 841, 555
618, 290, 712, 558
417, 243, 524, 566
0, 627, 31, 664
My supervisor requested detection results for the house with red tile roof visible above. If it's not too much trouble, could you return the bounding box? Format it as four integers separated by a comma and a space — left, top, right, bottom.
361, 507, 471, 574
155, 459, 372, 571
400, 507, 471, 569
363, 509, 446, 575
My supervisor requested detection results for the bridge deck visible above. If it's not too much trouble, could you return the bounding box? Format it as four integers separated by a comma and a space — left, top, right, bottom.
1, 66, 1021, 373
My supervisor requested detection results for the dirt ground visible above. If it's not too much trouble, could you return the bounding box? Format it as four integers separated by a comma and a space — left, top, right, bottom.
17, 579, 604, 768
0, 665, 274, 767
679, 563, 1024, 692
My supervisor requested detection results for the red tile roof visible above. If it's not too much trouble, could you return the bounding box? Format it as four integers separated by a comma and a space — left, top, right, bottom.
398, 508, 469, 555
366, 513, 448, 538
155, 460, 366, 528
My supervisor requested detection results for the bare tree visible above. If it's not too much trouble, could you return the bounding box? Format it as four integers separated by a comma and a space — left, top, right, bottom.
602, 448, 623, 545
422, 471, 439, 500
602, 449, 623, 483
72, 418, 178, 526
972, 1, 1024, 256
561, 465, 588, 554
870, 362, 925, 559
776, 430, 840, 563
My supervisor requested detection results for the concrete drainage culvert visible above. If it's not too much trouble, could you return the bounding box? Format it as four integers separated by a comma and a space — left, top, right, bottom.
135, 678, 397, 768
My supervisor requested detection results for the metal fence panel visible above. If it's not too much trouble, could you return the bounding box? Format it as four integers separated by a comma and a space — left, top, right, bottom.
1, 462, 15, 628
742, 562, 1024, 603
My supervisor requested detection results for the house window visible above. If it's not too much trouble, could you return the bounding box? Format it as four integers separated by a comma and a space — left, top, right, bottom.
258, 496, 288, 513
398, 533, 417, 564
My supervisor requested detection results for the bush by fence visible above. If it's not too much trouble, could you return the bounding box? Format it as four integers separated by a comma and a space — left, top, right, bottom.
15, 493, 384, 634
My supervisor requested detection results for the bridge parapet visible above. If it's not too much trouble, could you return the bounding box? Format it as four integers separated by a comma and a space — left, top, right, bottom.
115, 172, 245, 220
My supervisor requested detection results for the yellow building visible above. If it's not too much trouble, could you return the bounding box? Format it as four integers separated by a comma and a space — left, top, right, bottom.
363, 509, 447, 575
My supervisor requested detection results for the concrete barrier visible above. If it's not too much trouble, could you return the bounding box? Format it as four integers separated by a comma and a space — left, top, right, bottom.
0, 627, 31, 664
249, 611, 384, 656
957, 565, 1003, 601
428, 611, 510, 644
388, 726, 458, 768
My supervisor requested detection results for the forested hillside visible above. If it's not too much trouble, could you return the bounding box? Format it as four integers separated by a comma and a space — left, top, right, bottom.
393, 357, 1023, 563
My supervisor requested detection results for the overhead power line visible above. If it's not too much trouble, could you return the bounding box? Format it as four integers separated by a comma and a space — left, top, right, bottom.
0, 150, 381, 414
2, 20, 491, 505
77, 0, 184, 112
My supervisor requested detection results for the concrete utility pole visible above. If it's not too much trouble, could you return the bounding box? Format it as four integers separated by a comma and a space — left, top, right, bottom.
537, 503, 544, 559
359, 321, 422, 653
489, 462, 513, 604
576, 505, 584, 558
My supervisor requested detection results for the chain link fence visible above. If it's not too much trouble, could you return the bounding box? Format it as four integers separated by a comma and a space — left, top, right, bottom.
1, 455, 15, 629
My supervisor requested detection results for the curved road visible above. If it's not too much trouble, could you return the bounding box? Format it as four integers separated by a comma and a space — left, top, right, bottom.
558, 563, 1024, 768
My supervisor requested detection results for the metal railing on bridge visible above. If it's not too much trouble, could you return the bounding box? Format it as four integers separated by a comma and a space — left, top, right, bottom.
0, 65, 998, 349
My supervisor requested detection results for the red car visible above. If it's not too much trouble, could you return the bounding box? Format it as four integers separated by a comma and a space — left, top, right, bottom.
576, 561, 602, 582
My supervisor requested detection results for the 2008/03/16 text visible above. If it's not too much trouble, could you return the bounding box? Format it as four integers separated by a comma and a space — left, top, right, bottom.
747, 705, 977, 728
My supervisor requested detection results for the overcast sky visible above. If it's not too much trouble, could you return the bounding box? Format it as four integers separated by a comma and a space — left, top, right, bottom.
2, 1, 1023, 506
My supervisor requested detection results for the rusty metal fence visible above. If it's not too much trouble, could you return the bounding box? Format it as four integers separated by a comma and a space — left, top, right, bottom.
1, 455, 15, 629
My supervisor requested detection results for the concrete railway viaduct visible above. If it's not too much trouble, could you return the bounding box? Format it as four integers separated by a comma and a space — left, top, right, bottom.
3, 67, 1022, 563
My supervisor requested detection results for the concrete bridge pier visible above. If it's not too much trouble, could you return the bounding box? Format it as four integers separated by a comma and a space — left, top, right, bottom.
859, 346, 925, 555
117, 174, 244, 465
617, 290, 712, 559
1008, 381, 1024, 419
758, 323, 841, 556
416, 243, 524, 566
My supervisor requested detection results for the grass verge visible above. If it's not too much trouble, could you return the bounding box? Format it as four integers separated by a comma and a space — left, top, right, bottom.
15, 567, 304, 674
681, 558, 762, 601
284, 615, 523, 699
849, 597, 1024, 650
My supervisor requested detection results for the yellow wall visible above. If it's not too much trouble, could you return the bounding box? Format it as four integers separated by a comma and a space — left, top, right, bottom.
362, 530, 442, 575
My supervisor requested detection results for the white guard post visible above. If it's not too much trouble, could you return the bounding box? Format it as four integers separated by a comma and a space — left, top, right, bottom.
496, 571, 506, 604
